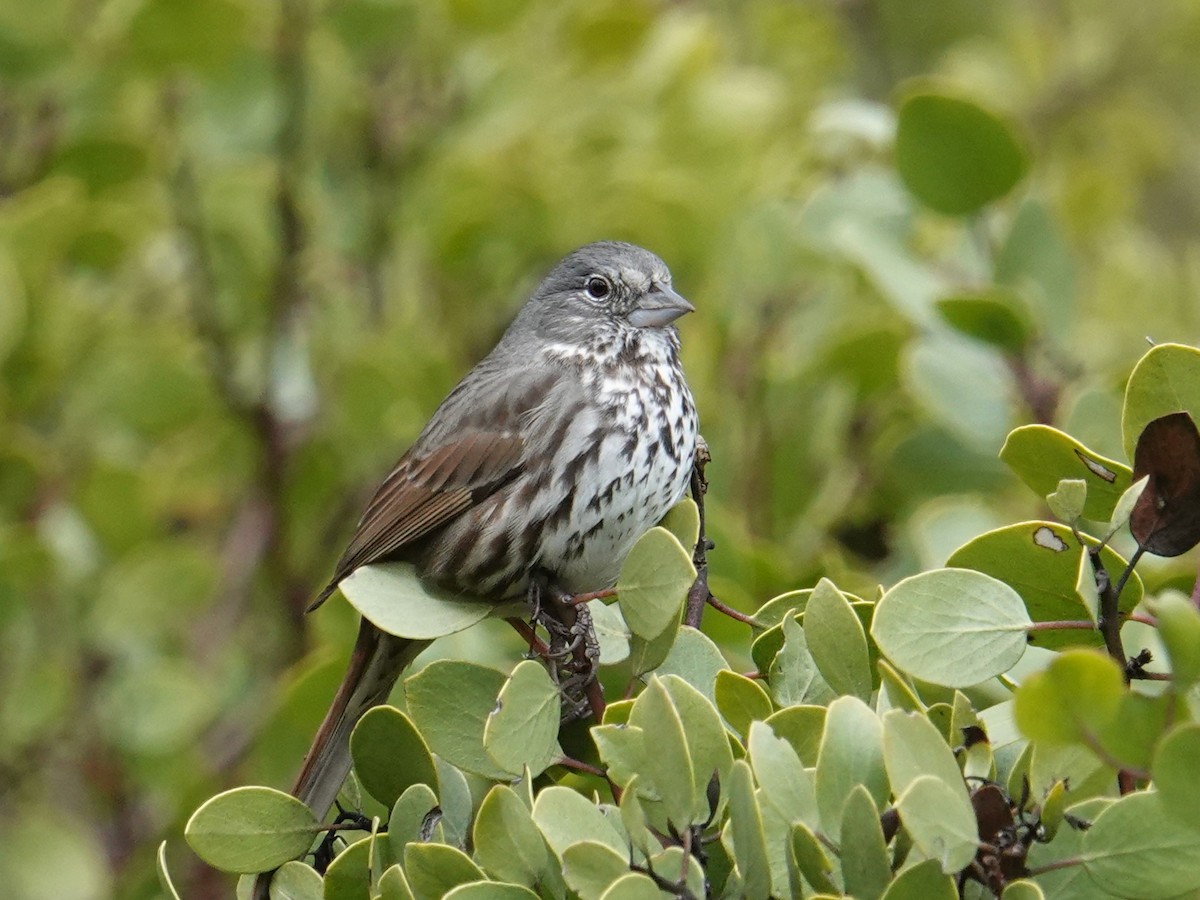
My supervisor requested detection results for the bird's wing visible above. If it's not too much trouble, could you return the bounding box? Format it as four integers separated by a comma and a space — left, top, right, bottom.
309, 429, 525, 610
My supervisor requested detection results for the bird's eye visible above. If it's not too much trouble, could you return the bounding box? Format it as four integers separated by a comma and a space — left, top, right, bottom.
584, 275, 612, 300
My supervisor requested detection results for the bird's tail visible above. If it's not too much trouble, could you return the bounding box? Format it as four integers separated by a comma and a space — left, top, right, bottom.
253, 619, 426, 900
292, 617, 429, 818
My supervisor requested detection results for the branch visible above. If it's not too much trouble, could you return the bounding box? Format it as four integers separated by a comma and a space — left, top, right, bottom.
684, 438, 712, 629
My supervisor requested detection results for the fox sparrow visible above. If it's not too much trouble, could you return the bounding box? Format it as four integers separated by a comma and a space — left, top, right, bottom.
290, 241, 699, 822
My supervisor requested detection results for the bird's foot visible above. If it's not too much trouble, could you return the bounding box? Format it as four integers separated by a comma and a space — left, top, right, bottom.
525, 574, 602, 722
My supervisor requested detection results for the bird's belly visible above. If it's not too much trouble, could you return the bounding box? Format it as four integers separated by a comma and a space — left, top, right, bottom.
539, 385, 698, 593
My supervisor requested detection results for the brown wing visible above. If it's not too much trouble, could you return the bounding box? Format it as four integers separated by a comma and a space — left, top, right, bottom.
309, 430, 525, 610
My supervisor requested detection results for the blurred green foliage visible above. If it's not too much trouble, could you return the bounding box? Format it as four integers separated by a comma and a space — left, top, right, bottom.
1, 0, 1199, 897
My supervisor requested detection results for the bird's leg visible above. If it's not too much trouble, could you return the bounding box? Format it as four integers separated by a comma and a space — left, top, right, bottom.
525, 571, 602, 722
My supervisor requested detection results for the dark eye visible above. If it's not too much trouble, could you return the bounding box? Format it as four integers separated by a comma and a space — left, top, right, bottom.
585, 275, 612, 300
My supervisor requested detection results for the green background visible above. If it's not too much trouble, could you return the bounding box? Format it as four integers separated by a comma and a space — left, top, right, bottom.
1, 0, 1198, 897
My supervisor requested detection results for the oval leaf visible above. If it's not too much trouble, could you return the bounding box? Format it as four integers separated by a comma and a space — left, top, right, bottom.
1081, 790, 1200, 899
947, 522, 1143, 650
185, 787, 318, 874
804, 577, 873, 700
484, 659, 563, 777
350, 706, 439, 809
404, 660, 510, 779
1000, 425, 1132, 521
617, 527, 696, 640
340, 562, 498, 639
896, 775, 979, 873
895, 90, 1029, 215
871, 568, 1030, 686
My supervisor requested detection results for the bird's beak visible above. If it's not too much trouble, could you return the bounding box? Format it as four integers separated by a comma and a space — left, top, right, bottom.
628, 284, 695, 328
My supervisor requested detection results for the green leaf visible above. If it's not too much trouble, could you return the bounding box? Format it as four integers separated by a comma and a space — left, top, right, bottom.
658, 675, 735, 811
561, 841, 631, 900
815, 696, 888, 839
715, 670, 774, 738
616, 527, 696, 641
443, 884, 540, 900
882, 710, 971, 801
895, 775, 979, 873
768, 615, 835, 706
433, 758, 474, 848
1153, 724, 1200, 830
404, 660, 510, 779
647, 847, 705, 900
484, 659, 563, 777
267, 861, 322, 900
651, 626, 729, 703
996, 199, 1076, 338
156, 842, 183, 900
1121, 343, 1200, 461
184, 787, 318, 874
1013, 650, 1124, 745
902, 331, 1015, 452
532, 787, 626, 859
877, 659, 925, 714
473, 785, 550, 887
748, 721, 818, 828
946, 522, 1143, 649
935, 289, 1033, 352
1080, 790, 1200, 899
324, 834, 383, 900
629, 677, 694, 828
591, 723, 647, 789
1000, 425, 1133, 521
727, 759, 772, 900
626, 615, 679, 677
340, 562, 499, 639
1151, 591, 1200, 688
895, 89, 1029, 215
871, 568, 1030, 686
1073, 548, 1100, 626
879, 860, 957, 900
597, 872, 663, 900
589, 600, 631, 665
764, 705, 827, 766
404, 843, 486, 900
378, 865, 414, 900
387, 784, 440, 856
659, 497, 700, 551
350, 706, 439, 809
1046, 478, 1088, 524
804, 578, 873, 700
840, 786, 891, 900
787, 822, 838, 895
1001, 881, 1045, 900
618, 779, 661, 862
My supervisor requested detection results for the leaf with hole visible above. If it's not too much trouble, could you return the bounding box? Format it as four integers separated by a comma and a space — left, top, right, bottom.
946, 522, 1142, 650
1000, 425, 1132, 521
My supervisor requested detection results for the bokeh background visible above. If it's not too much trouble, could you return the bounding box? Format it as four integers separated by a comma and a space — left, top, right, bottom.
2, 0, 1200, 897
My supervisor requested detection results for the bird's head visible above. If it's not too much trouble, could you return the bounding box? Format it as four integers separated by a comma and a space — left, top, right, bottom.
514, 241, 694, 347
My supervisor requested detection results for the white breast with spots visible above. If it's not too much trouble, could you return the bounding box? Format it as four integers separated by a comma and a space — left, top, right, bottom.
538, 330, 698, 593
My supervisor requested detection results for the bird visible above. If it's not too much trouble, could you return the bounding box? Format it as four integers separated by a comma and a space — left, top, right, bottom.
289, 240, 699, 823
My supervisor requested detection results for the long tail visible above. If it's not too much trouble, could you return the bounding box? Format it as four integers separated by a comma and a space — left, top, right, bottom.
253, 619, 426, 899
292, 618, 429, 818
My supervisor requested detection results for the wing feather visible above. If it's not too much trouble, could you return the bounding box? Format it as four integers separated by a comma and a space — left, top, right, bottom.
309, 430, 525, 609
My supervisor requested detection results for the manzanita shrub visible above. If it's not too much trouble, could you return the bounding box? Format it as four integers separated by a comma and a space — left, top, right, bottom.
169, 341, 1200, 899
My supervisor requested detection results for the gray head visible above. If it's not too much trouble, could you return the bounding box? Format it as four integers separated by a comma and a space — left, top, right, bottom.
508, 241, 693, 346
